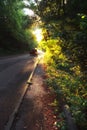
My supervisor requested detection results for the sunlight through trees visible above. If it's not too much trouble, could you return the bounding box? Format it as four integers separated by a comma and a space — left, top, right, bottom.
0, 1, 87, 129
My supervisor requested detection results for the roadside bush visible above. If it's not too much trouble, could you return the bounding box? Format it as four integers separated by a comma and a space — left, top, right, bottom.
39, 35, 87, 130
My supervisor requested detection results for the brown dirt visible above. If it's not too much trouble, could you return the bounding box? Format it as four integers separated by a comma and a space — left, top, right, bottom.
41, 85, 59, 130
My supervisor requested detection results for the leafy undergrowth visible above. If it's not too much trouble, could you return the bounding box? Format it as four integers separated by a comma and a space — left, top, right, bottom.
39, 38, 87, 130
45, 65, 87, 130
42, 75, 68, 130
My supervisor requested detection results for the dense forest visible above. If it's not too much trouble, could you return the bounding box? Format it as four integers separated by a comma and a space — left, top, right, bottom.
0, 0, 87, 129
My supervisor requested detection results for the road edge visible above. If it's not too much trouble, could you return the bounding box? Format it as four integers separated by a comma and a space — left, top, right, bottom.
4, 57, 40, 130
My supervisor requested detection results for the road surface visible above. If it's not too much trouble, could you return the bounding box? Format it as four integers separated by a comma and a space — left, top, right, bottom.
0, 54, 35, 130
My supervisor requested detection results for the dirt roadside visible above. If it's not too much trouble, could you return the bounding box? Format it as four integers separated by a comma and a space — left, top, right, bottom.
11, 60, 58, 130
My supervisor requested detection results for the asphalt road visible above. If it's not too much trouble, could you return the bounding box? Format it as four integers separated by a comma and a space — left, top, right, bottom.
0, 54, 35, 130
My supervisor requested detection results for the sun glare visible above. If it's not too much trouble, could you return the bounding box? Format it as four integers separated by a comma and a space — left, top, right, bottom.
33, 29, 43, 42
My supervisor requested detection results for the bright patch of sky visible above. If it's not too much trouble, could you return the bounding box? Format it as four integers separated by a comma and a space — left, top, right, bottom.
64, 0, 67, 4
31, 0, 42, 3
23, 8, 34, 16
23, 0, 30, 6
23, 0, 42, 16
23, 0, 35, 16
24, 0, 42, 5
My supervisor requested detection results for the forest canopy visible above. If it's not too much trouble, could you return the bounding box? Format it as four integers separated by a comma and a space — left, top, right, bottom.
0, 0, 37, 55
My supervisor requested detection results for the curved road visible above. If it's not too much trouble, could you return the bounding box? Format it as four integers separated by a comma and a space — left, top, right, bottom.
0, 54, 35, 130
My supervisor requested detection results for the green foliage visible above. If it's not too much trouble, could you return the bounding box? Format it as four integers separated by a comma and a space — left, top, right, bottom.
37, 0, 66, 22
45, 57, 87, 129
39, 27, 87, 129
0, 0, 37, 54
66, 0, 87, 18
54, 120, 67, 130
79, 14, 87, 31
38, 0, 87, 129
37, 0, 87, 21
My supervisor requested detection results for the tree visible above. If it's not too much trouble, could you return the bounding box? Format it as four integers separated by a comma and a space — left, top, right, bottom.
37, 0, 67, 21
0, 0, 36, 52
66, 0, 87, 17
